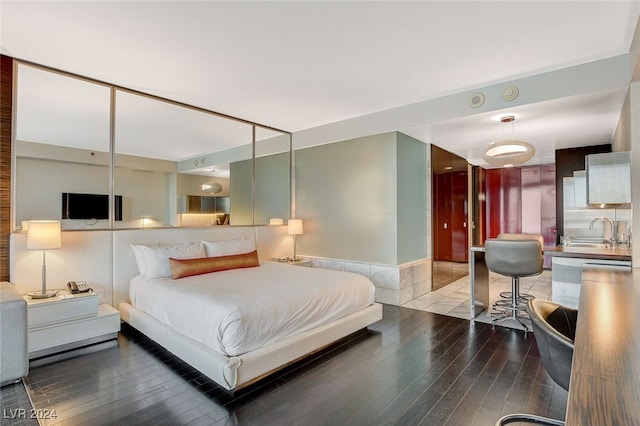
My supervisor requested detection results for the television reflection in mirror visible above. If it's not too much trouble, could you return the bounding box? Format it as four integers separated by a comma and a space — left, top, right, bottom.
61, 193, 122, 221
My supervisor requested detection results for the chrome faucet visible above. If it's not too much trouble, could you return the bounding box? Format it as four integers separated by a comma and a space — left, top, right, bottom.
589, 217, 616, 246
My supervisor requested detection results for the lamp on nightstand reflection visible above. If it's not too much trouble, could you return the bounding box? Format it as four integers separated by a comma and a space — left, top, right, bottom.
140, 216, 153, 228
287, 219, 303, 261
26, 220, 62, 299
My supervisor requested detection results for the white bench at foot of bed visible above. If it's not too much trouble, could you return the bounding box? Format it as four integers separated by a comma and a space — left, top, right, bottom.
119, 302, 383, 392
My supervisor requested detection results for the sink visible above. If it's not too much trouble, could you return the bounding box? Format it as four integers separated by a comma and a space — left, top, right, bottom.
563, 237, 612, 249
565, 242, 612, 249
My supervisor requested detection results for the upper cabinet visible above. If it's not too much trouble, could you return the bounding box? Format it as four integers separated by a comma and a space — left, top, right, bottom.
13, 62, 291, 230
573, 170, 587, 208
586, 151, 631, 205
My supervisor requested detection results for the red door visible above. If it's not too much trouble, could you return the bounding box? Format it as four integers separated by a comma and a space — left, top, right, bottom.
434, 173, 452, 261
433, 171, 468, 263
451, 171, 468, 262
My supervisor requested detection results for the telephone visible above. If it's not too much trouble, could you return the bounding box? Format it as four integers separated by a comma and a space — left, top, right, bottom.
67, 281, 93, 294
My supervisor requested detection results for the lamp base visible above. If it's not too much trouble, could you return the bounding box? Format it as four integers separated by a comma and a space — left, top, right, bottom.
28, 290, 59, 299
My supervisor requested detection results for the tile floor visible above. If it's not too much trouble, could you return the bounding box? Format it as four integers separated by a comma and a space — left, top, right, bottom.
432, 260, 470, 290
402, 269, 553, 331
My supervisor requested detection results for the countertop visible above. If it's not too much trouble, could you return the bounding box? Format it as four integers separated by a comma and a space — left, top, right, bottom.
543, 245, 631, 261
566, 267, 640, 425
473, 244, 632, 261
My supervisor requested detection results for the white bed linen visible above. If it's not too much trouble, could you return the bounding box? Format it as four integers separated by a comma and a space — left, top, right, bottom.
129, 261, 375, 356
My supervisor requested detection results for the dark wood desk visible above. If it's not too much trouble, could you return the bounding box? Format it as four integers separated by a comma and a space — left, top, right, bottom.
566, 267, 640, 425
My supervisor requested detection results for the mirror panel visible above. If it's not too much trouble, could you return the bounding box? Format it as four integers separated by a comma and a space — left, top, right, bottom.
179, 135, 253, 226
114, 90, 253, 228
254, 127, 291, 225
13, 63, 291, 230
14, 64, 111, 230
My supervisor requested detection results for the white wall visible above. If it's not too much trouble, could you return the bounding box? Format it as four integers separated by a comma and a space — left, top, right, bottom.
16, 157, 177, 229
15, 141, 179, 229
114, 167, 172, 228
630, 82, 640, 268
16, 157, 110, 229
613, 90, 632, 152
10, 230, 113, 304
627, 13, 640, 267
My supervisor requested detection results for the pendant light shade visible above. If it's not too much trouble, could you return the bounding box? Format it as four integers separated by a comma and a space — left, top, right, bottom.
483, 139, 535, 166
202, 181, 222, 194
483, 116, 535, 167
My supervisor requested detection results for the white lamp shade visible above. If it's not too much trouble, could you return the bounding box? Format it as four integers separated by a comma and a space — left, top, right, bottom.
288, 219, 303, 235
26, 221, 62, 250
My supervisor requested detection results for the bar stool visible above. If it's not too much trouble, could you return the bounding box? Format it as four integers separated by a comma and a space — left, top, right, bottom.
495, 233, 543, 304
484, 238, 543, 333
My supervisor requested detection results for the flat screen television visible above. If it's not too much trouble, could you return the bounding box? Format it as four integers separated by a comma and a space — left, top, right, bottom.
62, 193, 122, 221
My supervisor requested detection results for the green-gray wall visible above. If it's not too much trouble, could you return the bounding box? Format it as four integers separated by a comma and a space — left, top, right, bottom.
255, 152, 290, 224
230, 152, 291, 225
296, 131, 427, 265
397, 132, 427, 263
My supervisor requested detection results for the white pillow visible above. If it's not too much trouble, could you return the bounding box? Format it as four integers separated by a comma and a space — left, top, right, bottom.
130, 242, 205, 279
130, 244, 149, 277
201, 237, 256, 257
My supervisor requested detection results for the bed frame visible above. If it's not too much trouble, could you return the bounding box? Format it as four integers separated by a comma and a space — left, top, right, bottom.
113, 227, 383, 392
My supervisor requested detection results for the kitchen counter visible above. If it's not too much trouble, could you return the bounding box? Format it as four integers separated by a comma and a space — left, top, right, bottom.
544, 245, 631, 261
566, 267, 640, 425
469, 244, 633, 317
545, 245, 631, 309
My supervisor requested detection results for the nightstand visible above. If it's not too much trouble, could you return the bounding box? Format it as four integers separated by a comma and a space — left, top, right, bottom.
24, 291, 120, 360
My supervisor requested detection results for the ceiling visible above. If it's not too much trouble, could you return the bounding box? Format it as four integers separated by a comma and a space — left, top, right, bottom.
2, 1, 640, 167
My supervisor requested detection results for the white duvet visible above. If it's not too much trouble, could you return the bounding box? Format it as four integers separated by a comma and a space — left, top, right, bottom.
129, 261, 376, 356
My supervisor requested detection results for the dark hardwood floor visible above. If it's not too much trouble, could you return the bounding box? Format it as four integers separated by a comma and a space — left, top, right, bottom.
0, 380, 38, 426
3, 304, 567, 425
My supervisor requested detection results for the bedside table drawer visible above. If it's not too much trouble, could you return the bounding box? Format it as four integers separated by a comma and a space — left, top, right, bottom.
28, 304, 120, 357
26, 294, 99, 329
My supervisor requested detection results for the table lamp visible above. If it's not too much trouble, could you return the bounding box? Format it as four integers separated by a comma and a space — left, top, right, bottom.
26, 220, 62, 299
288, 219, 303, 261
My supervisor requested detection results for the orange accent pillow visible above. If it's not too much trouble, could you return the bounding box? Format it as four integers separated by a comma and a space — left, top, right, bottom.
169, 250, 260, 279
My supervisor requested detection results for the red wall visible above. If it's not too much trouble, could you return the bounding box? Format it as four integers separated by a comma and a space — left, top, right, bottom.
485, 164, 556, 265
486, 167, 522, 236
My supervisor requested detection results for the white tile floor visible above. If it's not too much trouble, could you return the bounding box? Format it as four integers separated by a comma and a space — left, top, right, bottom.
402, 269, 553, 331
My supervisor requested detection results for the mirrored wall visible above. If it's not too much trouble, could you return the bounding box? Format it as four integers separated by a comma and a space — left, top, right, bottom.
13, 62, 291, 230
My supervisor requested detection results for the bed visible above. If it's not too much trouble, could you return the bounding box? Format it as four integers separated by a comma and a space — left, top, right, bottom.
114, 227, 383, 392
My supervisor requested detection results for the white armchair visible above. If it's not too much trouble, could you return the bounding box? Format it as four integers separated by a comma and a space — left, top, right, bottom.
0, 282, 28, 386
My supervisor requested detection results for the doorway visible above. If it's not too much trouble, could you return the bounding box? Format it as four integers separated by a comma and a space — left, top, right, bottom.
431, 145, 469, 291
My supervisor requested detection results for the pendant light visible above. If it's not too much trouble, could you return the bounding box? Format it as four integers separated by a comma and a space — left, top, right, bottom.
483, 116, 535, 167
